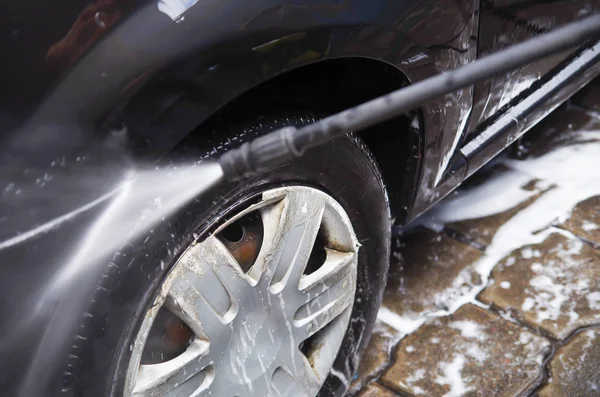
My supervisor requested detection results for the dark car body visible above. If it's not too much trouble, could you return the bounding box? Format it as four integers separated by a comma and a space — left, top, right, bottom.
1, 0, 600, 395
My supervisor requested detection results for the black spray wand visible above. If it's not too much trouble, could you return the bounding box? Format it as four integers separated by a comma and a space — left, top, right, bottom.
218, 13, 600, 181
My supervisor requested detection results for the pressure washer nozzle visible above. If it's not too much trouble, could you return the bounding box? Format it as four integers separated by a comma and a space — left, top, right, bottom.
218, 126, 303, 180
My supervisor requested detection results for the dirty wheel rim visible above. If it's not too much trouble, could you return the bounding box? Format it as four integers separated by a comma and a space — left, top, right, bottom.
124, 186, 359, 397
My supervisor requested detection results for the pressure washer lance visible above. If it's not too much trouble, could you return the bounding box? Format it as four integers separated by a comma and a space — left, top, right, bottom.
218, 13, 600, 180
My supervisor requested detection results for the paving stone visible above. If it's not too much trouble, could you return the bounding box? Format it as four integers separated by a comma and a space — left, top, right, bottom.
380, 304, 550, 397
356, 382, 399, 397
445, 166, 552, 247
348, 323, 399, 395
561, 196, 600, 246
538, 328, 600, 397
480, 233, 600, 339
382, 229, 482, 322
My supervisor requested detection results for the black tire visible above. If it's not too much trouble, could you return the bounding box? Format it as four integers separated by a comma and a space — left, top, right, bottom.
57, 107, 391, 397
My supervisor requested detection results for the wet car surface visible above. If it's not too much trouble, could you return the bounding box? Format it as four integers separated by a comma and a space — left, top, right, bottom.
350, 80, 600, 397
2, 1, 600, 396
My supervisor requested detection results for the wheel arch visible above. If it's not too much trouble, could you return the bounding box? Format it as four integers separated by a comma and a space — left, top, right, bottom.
124, 56, 424, 223
10, 1, 436, 222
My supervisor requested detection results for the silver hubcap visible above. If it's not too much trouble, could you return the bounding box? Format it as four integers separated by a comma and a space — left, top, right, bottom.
124, 186, 359, 397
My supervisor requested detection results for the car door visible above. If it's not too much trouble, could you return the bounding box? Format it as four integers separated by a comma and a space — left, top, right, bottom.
464, 0, 600, 140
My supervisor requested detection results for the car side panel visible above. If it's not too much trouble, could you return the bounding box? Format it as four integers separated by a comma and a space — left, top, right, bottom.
0, 0, 477, 223
464, 0, 600, 140
0, 1, 477, 394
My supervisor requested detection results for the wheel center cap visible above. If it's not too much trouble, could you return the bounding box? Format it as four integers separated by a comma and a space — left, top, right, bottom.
229, 306, 283, 383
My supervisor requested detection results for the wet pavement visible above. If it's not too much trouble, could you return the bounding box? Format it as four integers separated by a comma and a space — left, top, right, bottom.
349, 80, 600, 396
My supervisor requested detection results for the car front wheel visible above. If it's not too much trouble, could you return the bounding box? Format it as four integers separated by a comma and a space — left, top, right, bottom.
59, 109, 391, 397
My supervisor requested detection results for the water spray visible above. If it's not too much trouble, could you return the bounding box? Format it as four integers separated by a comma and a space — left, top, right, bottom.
218, 14, 600, 181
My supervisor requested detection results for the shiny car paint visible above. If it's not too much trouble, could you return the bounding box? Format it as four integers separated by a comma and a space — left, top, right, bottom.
1, 0, 599, 395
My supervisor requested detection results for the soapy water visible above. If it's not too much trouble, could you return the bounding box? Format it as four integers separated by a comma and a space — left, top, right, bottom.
1, 160, 224, 397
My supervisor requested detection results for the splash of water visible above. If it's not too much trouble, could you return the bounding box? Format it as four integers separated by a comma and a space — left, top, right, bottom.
16, 160, 223, 397
44, 160, 224, 303
0, 188, 120, 251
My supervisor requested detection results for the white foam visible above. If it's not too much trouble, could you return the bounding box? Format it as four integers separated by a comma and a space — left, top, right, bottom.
582, 220, 599, 231
430, 136, 600, 316
381, 134, 600, 344
435, 355, 473, 397
449, 320, 485, 340
587, 292, 600, 310
377, 307, 426, 336
422, 168, 539, 226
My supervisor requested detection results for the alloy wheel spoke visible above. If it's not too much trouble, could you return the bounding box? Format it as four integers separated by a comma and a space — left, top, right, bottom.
133, 340, 212, 396
271, 367, 304, 397
298, 250, 356, 303
197, 236, 252, 296
293, 277, 355, 341
195, 374, 248, 397
166, 274, 233, 342
260, 190, 326, 292
289, 250, 356, 341
279, 350, 321, 397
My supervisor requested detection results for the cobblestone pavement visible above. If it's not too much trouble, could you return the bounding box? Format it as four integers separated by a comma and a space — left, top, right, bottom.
349, 81, 600, 396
